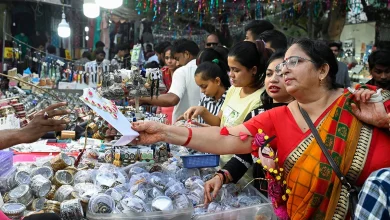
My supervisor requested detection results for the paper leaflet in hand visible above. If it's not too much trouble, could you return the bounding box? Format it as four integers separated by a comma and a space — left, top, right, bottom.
79, 88, 139, 146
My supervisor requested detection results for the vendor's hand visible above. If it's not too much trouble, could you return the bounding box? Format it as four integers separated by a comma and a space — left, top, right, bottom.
204, 175, 223, 204
21, 102, 69, 143
131, 121, 166, 145
351, 101, 390, 128
183, 106, 207, 121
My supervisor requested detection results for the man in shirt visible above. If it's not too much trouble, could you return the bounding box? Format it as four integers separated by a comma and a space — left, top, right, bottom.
139, 39, 200, 122
86, 48, 110, 69
329, 42, 351, 88
111, 44, 127, 69
367, 49, 390, 90
355, 168, 390, 220
244, 20, 274, 43
205, 34, 220, 48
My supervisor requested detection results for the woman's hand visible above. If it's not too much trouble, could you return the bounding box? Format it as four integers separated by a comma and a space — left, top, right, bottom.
204, 175, 223, 204
183, 106, 207, 120
131, 121, 167, 145
351, 89, 390, 128
20, 102, 69, 143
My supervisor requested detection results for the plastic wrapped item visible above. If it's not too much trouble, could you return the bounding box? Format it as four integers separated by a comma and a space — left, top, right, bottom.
149, 173, 167, 190
149, 187, 164, 199
151, 196, 173, 211
53, 170, 74, 187
89, 194, 116, 214
164, 182, 186, 199
1, 203, 26, 220
8, 184, 33, 206
173, 193, 191, 209
74, 170, 93, 184
30, 174, 51, 197
54, 185, 74, 202
31, 197, 46, 211
0, 166, 17, 193
128, 166, 147, 177
187, 186, 204, 206
121, 196, 148, 213
95, 172, 116, 190
176, 168, 200, 183
184, 176, 204, 190
14, 171, 31, 186
60, 198, 84, 220
74, 183, 101, 203
0, 151, 14, 176
30, 166, 53, 180
207, 202, 223, 213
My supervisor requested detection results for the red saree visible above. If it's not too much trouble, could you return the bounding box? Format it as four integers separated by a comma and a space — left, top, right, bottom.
244, 88, 390, 219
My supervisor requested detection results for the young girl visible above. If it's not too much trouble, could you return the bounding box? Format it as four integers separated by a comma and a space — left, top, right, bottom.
203, 50, 294, 199
192, 60, 231, 124
183, 41, 272, 127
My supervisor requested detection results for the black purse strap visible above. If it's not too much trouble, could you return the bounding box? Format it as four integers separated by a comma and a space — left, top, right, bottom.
298, 105, 352, 190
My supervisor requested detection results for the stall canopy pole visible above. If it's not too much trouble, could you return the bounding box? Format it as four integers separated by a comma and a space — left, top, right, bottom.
2, 10, 6, 72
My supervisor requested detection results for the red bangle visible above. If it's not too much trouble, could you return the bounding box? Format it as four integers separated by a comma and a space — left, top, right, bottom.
183, 127, 192, 146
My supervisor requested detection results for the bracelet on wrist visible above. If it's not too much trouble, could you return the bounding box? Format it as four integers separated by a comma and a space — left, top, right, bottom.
183, 127, 192, 146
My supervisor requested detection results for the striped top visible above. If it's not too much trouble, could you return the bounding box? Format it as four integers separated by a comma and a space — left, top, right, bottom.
198, 91, 227, 124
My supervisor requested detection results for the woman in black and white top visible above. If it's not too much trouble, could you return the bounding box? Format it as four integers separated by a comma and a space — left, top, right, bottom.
204, 50, 294, 196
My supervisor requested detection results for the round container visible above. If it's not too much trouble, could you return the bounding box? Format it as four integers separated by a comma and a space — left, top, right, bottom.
88, 194, 115, 214
14, 171, 31, 186
30, 175, 51, 197
50, 153, 72, 171
1, 203, 26, 220
151, 196, 174, 211
30, 166, 53, 180
31, 197, 47, 211
60, 199, 84, 220
8, 185, 33, 206
53, 170, 74, 187
54, 185, 74, 202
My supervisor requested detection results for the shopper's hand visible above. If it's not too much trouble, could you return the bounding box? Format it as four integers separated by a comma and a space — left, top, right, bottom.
352, 88, 376, 103
182, 106, 207, 121
21, 102, 69, 143
131, 121, 166, 145
204, 175, 223, 204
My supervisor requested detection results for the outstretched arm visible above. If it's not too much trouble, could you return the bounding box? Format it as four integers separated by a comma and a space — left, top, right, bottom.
132, 121, 252, 155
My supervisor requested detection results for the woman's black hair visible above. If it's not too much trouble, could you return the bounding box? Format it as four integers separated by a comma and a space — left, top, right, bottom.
228, 41, 272, 88
197, 48, 228, 72
163, 46, 173, 56
195, 61, 231, 89
292, 38, 339, 89
261, 50, 286, 106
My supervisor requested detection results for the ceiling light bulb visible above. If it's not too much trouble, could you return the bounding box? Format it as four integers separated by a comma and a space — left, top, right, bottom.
57, 12, 70, 38
83, 0, 100, 18
95, 0, 123, 9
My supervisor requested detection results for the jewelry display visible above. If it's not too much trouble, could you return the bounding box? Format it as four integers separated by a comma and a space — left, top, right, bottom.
30, 175, 51, 197
8, 185, 33, 206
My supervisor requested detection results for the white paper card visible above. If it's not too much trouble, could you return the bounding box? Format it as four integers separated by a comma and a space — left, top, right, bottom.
79, 88, 139, 146
0, 114, 20, 130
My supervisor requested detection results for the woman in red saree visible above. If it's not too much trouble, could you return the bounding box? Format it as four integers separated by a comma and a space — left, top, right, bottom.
131, 39, 390, 220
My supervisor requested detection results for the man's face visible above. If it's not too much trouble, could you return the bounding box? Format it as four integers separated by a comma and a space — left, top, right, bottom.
205, 35, 219, 48
174, 51, 190, 67
244, 30, 256, 43
330, 46, 339, 57
118, 50, 125, 58
96, 53, 105, 62
370, 64, 390, 88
